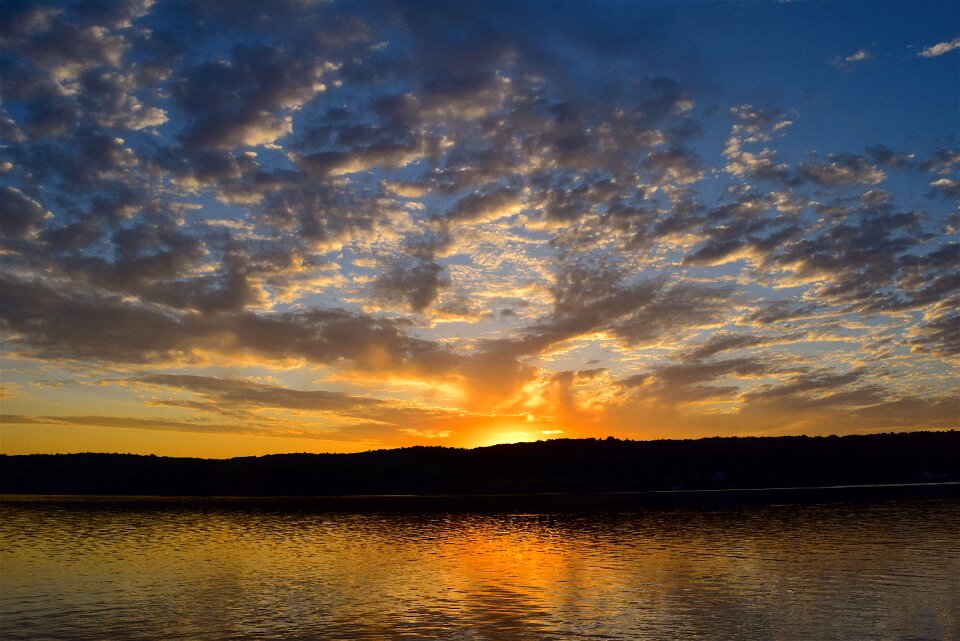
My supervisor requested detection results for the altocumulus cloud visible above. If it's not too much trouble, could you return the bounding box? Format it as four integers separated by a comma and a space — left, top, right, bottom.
0, 0, 957, 453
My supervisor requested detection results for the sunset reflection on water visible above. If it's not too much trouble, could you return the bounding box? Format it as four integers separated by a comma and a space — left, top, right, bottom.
2, 497, 958, 640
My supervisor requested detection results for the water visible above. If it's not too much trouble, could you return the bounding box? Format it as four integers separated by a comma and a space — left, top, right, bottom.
1, 495, 958, 641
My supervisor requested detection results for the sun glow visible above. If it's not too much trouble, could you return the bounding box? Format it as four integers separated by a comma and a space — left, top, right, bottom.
0, 1, 956, 457
478, 430, 537, 447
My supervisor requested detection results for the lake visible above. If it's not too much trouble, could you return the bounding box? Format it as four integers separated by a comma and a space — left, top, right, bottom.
1, 494, 958, 640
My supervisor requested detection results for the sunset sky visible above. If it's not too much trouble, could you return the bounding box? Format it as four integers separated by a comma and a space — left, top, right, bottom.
0, 0, 957, 457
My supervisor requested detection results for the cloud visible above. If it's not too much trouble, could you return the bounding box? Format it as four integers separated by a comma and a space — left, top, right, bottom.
642, 148, 704, 185
475, 261, 738, 368
0, 413, 268, 436
174, 45, 329, 150
798, 154, 885, 186
723, 105, 792, 181
918, 37, 960, 57
0, 411, 407, 442
0, 275, 460, 376
0, 186, 51, 239
845, 49, 870, 62
374, 257, 449, 312
443, 187, 526, 224
907, 298, 960, 357
0, 1, 956, 450
133, 374, 470, 436
138, 374, 384, 412
831, 49, 871, 70
1, 275, 196, 363
921, 148, 960, 175
929, 178, 960, 198
293, 139, 432, 177
622, 356, 780, 405
78, 70, 168, 131
768, 205, 950, 313
430, 295, 490, 323
680, 332, 802, 361
0, 5, 127, 76
742, 368, 868, 405
743, 301, 820, 326
682, 193, 802, 267
865, 145, 914, 169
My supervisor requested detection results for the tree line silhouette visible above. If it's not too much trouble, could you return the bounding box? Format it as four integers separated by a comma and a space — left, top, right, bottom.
1, 432, 957, 498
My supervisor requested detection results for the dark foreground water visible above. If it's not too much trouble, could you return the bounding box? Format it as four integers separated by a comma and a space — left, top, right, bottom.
1, 494, 958, 641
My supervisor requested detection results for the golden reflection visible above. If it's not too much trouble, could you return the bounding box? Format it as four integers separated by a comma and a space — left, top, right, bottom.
3, 500, 958, 640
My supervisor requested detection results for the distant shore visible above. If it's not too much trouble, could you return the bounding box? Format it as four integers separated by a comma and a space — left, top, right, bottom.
3, 432, 958, 502
2, 482, 958, 513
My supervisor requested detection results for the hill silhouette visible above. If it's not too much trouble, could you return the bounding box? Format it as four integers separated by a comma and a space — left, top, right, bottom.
2, 432, 958, 499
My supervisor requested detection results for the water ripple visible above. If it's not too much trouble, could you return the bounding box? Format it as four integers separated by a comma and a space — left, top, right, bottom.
1, 497, 958, 641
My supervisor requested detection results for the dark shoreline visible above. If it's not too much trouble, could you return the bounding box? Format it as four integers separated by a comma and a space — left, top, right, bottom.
3, 481, 958, 513
4, 432, 958, 502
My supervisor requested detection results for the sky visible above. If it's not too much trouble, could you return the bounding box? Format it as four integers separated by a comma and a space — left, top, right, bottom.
0, 0, 957, 457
